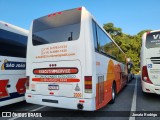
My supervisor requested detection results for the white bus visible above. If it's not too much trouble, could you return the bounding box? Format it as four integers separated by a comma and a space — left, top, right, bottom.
0, 21, 28, 107
141, 30, 160, 94
25, 7, 128, 111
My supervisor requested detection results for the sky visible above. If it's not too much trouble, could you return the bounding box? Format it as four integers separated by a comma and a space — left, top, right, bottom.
0, 0, 160, 35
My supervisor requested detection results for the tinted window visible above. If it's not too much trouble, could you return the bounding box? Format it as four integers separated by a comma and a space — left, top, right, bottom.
0, 29, 27, 58
32, 9, 81, 46
92, 20, 125, 62
96, 25, 118, 59
146, 31, 160, 48
92, 21, 98, 50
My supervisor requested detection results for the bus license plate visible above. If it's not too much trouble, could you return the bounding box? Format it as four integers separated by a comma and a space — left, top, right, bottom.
48, 84, 59, 90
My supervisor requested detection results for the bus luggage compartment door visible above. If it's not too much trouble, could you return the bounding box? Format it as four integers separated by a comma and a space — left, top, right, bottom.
97, 75, 104, 104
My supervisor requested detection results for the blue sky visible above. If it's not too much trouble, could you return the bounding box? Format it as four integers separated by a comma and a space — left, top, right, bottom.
0, 0, 160, 35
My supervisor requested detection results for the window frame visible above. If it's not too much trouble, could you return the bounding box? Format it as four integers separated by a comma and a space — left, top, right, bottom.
91, 19, 126, 63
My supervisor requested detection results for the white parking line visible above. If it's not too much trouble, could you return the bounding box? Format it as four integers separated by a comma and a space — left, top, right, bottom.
7, 106, 46, 120
129, 76, 137, 120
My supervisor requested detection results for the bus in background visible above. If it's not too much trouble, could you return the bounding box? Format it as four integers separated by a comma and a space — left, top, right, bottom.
141, 30, 160, 95
127, 58, 134, 83
25, 7, 128, 111
0, 21, 28, 107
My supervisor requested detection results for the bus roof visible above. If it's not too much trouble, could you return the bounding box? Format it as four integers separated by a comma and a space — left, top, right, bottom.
0, 21, 28, 36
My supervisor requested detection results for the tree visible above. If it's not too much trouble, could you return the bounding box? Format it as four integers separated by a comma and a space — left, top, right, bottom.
103, 22, 152, 73
103, 23, 122, 36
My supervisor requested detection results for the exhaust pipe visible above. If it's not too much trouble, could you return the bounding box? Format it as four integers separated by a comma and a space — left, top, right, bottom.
77, 103, 83, 110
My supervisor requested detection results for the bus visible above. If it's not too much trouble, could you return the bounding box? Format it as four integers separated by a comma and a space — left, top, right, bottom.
25, 7, 128, 111
127, 58, 134, 83
0, 21, 28, 107
141, 30, 160, 94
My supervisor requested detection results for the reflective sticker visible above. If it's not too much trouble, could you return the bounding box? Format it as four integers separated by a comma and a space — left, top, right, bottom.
75, 83, 80, 91
148, 64, 152, 68
74, 93, 82, 98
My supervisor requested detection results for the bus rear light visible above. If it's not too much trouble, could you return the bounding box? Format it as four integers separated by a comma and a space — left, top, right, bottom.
53, 13, 56, 16
142, 66, 153, 84
48, 14, 52, 17
58, 12, 62, 14
84, 76, 92, 93
85, 85, 92, 89
79, 100, 85, 103
28, 95, 32, 98
48, 13, 56, 17
50, 92, 54, 95
77, 7, 82, 11
147, 31, 150, 35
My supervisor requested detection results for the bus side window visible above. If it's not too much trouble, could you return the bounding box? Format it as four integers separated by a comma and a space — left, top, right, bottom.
92, 20, 98, 50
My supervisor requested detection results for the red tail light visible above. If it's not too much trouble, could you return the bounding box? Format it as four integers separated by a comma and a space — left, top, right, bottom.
48, 14, 52, 17
84, 76, 92, 93
147, 31, 150, 35
79, 100, 85, 103
77, 7, 82, 11
57, 12, 62, 14
53, 13, 56, 16
142, 66, 153, 84
28, 95, 32, 98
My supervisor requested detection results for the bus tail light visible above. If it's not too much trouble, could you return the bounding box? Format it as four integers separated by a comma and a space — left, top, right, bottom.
77, 7, 82, 11
28, 95, 32, 98
142, 66, 153, 84
79, 100, 85, 103
26, 76, 30, 89
147, 31, 150, 35
84, 76, 92, 93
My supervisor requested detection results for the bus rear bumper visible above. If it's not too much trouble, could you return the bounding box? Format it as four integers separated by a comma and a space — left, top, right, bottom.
141, 80, 160, 95
25, 93, 96, 111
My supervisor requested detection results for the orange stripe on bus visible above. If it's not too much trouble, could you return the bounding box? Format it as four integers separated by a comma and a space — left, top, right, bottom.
32, 78, 80, 82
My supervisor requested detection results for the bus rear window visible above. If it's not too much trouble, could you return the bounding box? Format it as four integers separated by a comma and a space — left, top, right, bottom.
32, 8, 81, 46
146, 31, 160, 48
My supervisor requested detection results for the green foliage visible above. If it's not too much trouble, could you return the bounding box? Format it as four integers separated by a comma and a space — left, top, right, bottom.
103, 23, 151, 73
103, 23, 122, 36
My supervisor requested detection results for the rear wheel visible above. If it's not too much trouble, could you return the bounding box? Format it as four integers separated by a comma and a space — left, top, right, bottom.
110, 83, 116, 104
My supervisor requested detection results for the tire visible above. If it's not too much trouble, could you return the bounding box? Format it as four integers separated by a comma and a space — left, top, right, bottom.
110, 83, 116, 104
